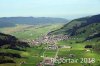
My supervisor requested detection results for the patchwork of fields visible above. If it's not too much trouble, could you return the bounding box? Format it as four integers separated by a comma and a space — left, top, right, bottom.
0, 24, 100, 66
11, 24, 63, 40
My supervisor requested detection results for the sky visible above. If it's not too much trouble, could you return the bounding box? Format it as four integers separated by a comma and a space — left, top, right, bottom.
0, 0, 100, 19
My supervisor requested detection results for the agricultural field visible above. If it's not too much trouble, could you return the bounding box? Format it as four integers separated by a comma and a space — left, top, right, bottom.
0, 24, 63, 66
56, 39, 100, 66
10, 24, 63, 40
0, 24, 33, 34
0, 24, 63, 40
0, 24, 100, 66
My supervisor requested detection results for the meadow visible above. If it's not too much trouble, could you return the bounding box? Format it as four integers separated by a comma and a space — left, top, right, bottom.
10, 24, 63, 40
56, 39, 100, 66
0, 24, 63, 66
0, 24, 100, 66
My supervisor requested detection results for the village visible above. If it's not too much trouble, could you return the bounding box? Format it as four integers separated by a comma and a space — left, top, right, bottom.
28, 34, 69, 46
21, 34, 93, 66
27, 34, 73, 66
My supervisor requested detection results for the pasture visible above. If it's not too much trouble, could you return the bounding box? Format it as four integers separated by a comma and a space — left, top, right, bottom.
11, 24, 63, 40
0, 24, 100, 66
56, 39, 100, 66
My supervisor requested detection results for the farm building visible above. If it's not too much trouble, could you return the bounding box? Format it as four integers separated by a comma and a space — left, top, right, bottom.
43, 57, 55, 66
59, 45, 72, 49
45, 44, 58, 50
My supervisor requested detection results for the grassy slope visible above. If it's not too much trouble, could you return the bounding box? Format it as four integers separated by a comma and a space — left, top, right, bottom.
0, 23, 100, 66
72, 23, 100, 39
48, 19, 87, 35
0, 24, 33, 34
56, 39, 100, 66
49, 15, 100, 40
0, 24, 63, 66
11, 24, 63, 40
48, 15, 100, 66
0, 32, 30, 66
0, 24, 63, 40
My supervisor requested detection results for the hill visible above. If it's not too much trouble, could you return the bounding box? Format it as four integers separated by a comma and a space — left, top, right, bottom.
0, 32, 29, 50
0, 17, 68, 28
0, 32, 30, 64
0, 21, 16, 28
48, 14, 100, 40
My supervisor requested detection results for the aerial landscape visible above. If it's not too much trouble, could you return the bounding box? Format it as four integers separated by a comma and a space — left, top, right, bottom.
0, 0, 100, 66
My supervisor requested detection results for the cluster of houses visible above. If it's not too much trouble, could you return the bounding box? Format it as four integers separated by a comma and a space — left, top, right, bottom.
45, 44, 58, 50
43, 57, 55, 66
29, 34, 69, 46
37, 57, 55, 66
44, 45, 72, 50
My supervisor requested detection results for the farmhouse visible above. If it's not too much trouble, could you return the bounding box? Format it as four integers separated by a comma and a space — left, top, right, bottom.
45, 44, 58, 50
59, 45, 72, 49
62, 45, 71, 49
43, 57, 55, 66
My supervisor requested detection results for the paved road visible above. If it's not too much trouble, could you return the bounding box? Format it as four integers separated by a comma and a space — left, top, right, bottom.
54, 48, 59, 60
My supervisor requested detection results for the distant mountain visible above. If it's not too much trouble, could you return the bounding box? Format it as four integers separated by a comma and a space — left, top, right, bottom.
0, 21, 16, 28
0, 17, 68, 28
48, 14, 100, 40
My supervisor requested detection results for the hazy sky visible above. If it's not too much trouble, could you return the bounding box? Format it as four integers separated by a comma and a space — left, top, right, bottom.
0, 0, 100, 19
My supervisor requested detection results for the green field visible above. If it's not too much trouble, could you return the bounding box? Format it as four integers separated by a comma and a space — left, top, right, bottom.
56, 39, 100, 66
0, 24, 100, 66
0, 24, 63, 66
10, 24, 63, 40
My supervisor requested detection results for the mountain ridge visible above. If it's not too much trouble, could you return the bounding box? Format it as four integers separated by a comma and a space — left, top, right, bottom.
0, 17, 68, 28
48, 14, 100, 40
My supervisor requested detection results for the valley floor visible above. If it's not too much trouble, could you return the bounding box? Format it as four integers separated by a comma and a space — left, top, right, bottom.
0, 24, 100, 66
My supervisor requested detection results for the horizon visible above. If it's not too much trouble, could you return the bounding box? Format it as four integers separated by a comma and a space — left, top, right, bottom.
0, 14, 99, 20
0, 0, 100, 19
